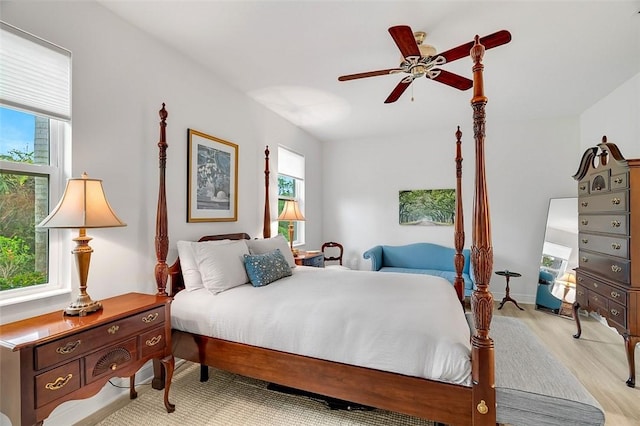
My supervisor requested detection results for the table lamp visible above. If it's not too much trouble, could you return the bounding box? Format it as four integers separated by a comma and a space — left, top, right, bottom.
277, 200, 305, 254
37, 172, 126, 316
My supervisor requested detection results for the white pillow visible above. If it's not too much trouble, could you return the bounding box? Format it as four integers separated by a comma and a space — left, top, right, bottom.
246, 235, 296, 268
176, 239, 233, 291
194, 239, 250, 294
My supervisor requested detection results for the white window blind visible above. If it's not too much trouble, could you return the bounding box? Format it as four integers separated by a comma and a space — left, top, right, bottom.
278, 146, 304, 179
0, 21, 71, 121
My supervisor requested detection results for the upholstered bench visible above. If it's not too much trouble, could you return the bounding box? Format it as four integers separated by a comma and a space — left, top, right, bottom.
362, 243, 474, 296
481, 315, 605, 426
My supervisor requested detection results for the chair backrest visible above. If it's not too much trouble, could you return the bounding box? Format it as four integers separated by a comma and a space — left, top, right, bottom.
321, 242, 344, 266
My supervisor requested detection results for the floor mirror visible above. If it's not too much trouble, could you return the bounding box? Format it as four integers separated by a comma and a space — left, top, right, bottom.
536, 197, 578, 317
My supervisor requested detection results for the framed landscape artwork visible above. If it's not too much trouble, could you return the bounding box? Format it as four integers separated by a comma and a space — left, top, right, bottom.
187, 129, 238, 222
399, 189, 455, 226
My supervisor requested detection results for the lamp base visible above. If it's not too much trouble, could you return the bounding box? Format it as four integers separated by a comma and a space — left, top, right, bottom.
64, 294, 102, 316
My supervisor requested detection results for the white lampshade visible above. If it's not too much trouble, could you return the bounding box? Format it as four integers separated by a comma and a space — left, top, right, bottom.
38, 173, 126, 229
278, 200, 305, 222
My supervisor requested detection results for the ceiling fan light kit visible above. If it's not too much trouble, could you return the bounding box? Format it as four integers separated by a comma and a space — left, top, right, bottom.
338, 25, 512, 103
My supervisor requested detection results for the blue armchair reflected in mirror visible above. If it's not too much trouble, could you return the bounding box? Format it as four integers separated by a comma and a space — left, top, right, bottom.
535, 198, 578, 315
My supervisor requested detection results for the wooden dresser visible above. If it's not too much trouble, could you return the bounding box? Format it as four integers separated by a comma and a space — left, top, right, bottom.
572, 138, 639, 388
0, 292, 175, 425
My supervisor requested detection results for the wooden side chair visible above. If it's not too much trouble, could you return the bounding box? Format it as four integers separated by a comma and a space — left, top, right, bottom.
321, 242, 344, 266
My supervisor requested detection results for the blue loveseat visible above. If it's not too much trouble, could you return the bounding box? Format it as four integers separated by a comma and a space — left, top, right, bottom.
362, 243, 474, 297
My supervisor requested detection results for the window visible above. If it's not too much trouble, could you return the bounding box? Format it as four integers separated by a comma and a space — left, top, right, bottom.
0, 22, 71, 303
277, 146, 305, 246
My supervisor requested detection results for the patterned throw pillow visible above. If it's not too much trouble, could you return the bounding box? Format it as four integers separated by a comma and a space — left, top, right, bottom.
243, 248, 293, 287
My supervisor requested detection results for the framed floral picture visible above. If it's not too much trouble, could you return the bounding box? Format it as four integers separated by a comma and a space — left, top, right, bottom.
187, 129, 238, 222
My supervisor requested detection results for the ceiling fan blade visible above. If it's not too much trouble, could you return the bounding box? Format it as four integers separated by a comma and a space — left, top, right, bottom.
437, 30, 512, 64
430, 69, 473, 91
384, 79, 412, 104
388, 25, 421, 58
338, 68, 402, 81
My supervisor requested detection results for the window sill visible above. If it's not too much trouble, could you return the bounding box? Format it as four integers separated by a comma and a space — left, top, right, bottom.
0, 287, 70, 308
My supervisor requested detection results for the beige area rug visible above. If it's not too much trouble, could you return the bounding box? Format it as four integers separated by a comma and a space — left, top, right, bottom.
96, 362, 434, 426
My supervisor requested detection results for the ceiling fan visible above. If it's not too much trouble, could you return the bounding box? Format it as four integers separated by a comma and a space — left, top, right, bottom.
338, 25, 512, 103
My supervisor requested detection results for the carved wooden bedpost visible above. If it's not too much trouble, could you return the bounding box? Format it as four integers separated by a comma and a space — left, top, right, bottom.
155, 104, 169, 296
453, 127, 465, 303
469, 36, 496, 425
263, 146, 271, 238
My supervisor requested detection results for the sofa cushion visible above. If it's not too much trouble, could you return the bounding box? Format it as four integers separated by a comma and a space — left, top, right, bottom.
380, 267, 473, 293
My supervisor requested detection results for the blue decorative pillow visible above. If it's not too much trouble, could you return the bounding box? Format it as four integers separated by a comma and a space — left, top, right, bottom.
243, 248, 292, 287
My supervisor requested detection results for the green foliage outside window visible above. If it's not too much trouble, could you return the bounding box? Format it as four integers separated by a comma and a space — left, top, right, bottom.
277, 175, 296, 241
0, 150, 47, 290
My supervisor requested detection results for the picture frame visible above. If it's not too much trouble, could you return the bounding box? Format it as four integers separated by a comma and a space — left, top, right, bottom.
399, 189, 455, 226
187, 129, 238, 222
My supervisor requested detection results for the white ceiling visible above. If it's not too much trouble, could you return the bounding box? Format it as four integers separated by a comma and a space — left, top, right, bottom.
99, 0, 640, 143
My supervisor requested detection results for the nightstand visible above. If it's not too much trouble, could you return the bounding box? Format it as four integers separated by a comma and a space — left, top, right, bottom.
0, 292, 175, 425
294, 252, 325, 267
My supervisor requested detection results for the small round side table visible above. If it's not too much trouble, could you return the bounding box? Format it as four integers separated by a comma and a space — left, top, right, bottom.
495, 270, 524, 310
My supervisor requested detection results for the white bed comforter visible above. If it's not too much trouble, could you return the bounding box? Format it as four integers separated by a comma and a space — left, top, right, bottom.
171, 267, 472, 386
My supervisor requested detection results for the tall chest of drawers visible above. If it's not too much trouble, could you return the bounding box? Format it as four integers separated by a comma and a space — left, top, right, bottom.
572, 138, 640, 388
0, 292, 175, 425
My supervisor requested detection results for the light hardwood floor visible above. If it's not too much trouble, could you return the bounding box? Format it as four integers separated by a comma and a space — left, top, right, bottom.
494, 302, 640, 426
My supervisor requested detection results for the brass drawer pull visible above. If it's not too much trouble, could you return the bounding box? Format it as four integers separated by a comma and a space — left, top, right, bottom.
614, 177, 623, 184
592, 282, 598, 288
610, 309, 620, 317
581, 256, 588, 263
611, 197, 621, 205
45, 374, 73, 391
610, 291, 620, 299
107, 325, 120, 335
579, 184, 587, 191
581, 219, 589, 225
611, 265, 622, 273
577, 290, 584, 296
146, 335, 163, 347
581, 238, 589, 244
611, 243, 621, 250
593, 295, 599, 302
142, 313, 159, 323
56, 340, 81, 355
581, 201, 588, 207
611, 220, 621, 228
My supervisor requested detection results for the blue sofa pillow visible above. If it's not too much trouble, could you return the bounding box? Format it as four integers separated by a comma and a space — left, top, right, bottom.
243, 249, 292, 287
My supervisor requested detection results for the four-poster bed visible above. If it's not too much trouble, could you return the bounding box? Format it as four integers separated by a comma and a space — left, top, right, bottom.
152, 35, 499, 425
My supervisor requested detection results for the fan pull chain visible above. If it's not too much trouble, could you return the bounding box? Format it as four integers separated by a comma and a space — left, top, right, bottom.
411, 84, 414, 102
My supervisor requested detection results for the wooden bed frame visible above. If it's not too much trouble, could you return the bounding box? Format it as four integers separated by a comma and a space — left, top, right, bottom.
152, 36, 497, 426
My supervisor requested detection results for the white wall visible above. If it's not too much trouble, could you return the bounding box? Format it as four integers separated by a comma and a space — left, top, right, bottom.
0, 2, 323, 424
323, 116, 580, 303
0, 1, 323, 324
580, 72, 640, 157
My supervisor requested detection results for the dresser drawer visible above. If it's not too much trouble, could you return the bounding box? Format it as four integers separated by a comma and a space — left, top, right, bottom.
140, 327, 166, 358
587, 291, 608, 313
579, 251, 630, 284
578, 179, 590, 195
576, 285, 588, 306
36, 307, 165, 370
578, 214, 628, 235
577, 272, 627, 303
578, 190, 628, 214
610, 173, 629, 190
35, 360, 81, 408
588, 170, 610, 193
84, 337, 137, 384
579, 233, 629, 259
607, 299, 627, 329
